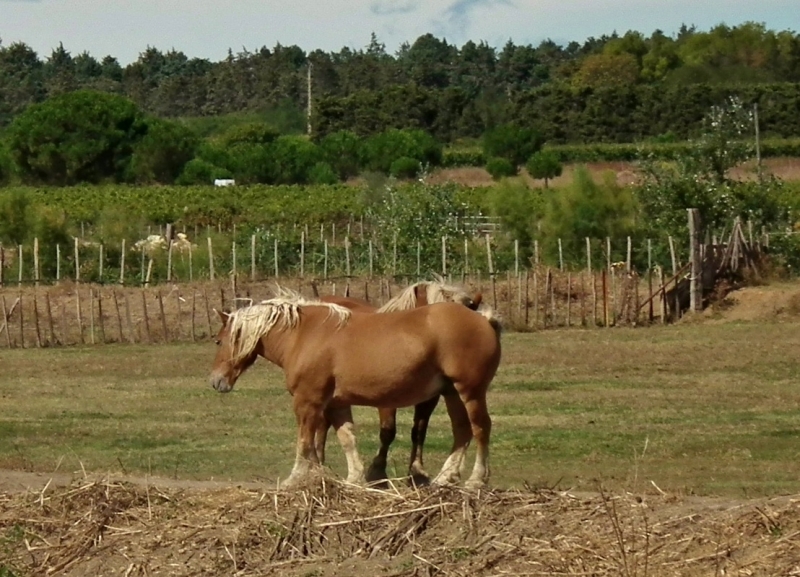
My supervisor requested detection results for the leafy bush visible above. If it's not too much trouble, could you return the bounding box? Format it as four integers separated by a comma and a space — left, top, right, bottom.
308, 161, 338, 185
442, 147, 485, 167
485, 157, 515, 180
390, 156, 421, 179
271, 136, 322, 184
129, 118, 198, 183
488, 179, 543, 258
482, 123, 543, 169
542, 166, 637, 265
319, 130, 362, 180
219, 122, 280, 147
5, 90, 148, 184
526, 149, 563, 187
361, 128, 442, 174
177, 158, 232, 185
0, 188, 33, 245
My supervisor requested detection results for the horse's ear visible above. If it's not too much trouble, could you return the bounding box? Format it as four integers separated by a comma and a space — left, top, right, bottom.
213, 308, 230, 325
472, 293, 483, 309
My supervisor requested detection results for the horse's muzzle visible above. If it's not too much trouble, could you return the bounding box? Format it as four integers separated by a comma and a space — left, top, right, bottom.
209, 374, 233, 393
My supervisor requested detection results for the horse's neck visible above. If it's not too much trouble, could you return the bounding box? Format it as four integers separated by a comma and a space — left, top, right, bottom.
258, 328, 291, 368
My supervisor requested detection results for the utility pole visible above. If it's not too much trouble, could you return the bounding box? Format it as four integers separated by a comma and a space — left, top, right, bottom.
306, 62, 313, 137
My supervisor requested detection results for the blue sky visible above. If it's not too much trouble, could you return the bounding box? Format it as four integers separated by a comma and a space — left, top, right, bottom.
1, 0, 798, 64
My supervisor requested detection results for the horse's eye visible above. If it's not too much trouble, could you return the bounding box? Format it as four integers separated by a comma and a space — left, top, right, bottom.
214, 339, 221, 346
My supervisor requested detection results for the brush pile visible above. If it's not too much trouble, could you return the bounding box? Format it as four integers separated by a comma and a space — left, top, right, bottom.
1, 476, 799, 576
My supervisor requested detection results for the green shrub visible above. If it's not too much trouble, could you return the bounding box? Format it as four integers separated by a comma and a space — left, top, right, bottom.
270, 136, 322, 184
482, 123, 543, 169
485, 157, 515, 180
176, 158, 232, 185
5, 90, 148, 185
129, 118, 198, 184
390, 156, 421, 179
308, 161, 339, 185
361, 128, 442, 174
526, 149, 563, 187
319, 130, 362, 180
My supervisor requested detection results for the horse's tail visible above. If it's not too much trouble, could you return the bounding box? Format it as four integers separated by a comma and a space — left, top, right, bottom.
477, 304, 503, 336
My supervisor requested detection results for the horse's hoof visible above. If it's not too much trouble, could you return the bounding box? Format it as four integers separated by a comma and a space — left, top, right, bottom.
464, 479, 486, 491
365, 466, 388, 484
408, 472, 431, 488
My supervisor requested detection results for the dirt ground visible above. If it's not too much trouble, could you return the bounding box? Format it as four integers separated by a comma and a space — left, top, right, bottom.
1, 469, 799, 577
4, 284, 800, 576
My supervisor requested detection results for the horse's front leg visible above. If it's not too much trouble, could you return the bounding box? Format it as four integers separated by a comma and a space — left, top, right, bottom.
366, 408, 396, 483
327, 405, 366, 485
315, 408, 333, 466
281, 395, 326, 489
408, 395, 441, 486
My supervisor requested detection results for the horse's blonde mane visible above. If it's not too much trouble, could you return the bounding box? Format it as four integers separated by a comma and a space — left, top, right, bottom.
377, 275, 472, 313
226, 286, 351, 362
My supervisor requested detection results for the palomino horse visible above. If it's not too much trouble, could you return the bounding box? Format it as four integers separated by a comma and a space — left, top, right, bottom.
315, 279, 482, 485
209, 291, 502, 489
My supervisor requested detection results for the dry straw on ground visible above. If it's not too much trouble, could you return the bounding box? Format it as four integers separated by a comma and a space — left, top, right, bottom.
2, 474, 799, 576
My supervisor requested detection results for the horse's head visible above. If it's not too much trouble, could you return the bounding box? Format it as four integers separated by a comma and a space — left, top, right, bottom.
209, 309, 258, 393
419, 280, 483, 311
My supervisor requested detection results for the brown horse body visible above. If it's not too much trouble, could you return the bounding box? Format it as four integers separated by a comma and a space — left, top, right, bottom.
317, 282, 481, 484
209, 294, 501, 489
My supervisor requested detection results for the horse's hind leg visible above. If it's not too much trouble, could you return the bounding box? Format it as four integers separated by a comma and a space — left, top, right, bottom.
431, 392, 472, 486
366, 408, 396, 483
408, 395, 441, 486
315, 409, 332, 466
463, 393, 492, 490
328, 406, 366, 485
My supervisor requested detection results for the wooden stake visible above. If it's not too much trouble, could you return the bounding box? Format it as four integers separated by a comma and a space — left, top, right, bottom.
203, 288, 212, 338
533, 270, 539, 329
33, 238, 39, 286
112, 289, 124, 343
157, 289, 169, 343
167, 240, 173, 281
592, 272, 598, 327
274, 238, 279, 278
89, 288, 96, 345
74, 237, 80, 282
441, 236, 447, 276
626, 236, 632, 271
97, 289, 106, 343
45, 291, 56, 345
32, 291, 41, 347
124, 292, 135, 343
345, 237, 351, 278
688, 208, 702, 313
566, 272, 571, 327
208, 237, 215, 281
120, 239, 126, 285
324, 239, 329, 280
141, 290, 151, 343
299, 232, 305, 278
486, 234, 496, 309
369, 240, 374, 278
191, 290, 197, 342
56, 244, 60, 283
251, 234, 257, 281
17, 245, 23, 286
18, 292, 24, 348
99, 243, 105, 281
231, 240, 237, 279
580, 272, 586, 327
558, 238, 563, 271
145, 258, 153, 287
173, 287, 181, 339
602, 269, 609, 327
76, 288, 84, 344
188, 243, 193, 282
0, 296, 10, 348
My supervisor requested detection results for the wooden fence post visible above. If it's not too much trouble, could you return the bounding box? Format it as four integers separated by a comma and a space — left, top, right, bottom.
208, 237, 215, 281
33, 238, 39, 287
74, 237, 80, 282
251, 234, 257, 281
120, 239, 126, 285
688, 208, 702, 313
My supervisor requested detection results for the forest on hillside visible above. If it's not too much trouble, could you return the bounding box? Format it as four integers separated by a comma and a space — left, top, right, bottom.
2, 22, 800, 143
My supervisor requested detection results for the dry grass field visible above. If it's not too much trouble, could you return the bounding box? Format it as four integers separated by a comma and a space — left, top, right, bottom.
2, 284, 800, 575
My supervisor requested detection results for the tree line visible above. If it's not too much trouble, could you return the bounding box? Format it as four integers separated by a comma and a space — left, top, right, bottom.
2, 22, 800, 142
